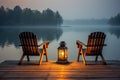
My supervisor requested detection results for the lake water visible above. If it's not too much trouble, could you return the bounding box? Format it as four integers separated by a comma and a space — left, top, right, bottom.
0, 25, 120, 63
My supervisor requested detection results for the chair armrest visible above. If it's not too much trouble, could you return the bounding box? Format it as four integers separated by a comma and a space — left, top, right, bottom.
19, 41, 50, 48
76, 40, 87, 47
38, 41, 50, 48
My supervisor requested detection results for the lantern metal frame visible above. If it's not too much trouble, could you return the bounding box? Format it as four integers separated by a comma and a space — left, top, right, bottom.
56, 41, 69, 64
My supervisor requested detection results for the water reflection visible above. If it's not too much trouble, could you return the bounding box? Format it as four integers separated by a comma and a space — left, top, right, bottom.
0, 25, 120, 62
0, 27, 63, 47
108, 26, 120, 38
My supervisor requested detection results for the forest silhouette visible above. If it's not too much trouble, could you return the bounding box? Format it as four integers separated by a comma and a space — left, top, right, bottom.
108, 13, 120, 26
0, 6, 63, 26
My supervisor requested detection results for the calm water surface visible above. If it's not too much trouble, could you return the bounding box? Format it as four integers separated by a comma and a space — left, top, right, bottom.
0, 25, 120, 63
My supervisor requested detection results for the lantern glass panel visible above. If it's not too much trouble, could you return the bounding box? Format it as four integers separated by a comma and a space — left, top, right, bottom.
58, 49, 68, 61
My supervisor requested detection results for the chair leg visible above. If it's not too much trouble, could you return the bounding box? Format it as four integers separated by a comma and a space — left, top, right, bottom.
27, 55, 30, 62
77, 48, 81, 62
18, 55, 25, 65
81, 53, 86, 65
95, 55, 98, 62
77, 53, 80, 62
39, 53, 44, 65
100, 54, 107, 65
45, 50, 48, 62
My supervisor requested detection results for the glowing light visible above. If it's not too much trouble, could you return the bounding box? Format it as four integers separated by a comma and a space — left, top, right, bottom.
61, 52, 64, 56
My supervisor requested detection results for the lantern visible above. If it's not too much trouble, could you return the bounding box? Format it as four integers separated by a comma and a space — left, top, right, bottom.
57, 41, 68, 63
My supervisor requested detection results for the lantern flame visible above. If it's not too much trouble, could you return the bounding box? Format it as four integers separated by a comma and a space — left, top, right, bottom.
61, 52, 64, 56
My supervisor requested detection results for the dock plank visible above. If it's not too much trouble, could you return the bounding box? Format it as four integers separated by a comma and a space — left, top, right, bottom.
0, 60, 120, 80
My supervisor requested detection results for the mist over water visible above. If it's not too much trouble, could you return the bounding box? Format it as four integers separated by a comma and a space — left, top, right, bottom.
0, 25, 120, 63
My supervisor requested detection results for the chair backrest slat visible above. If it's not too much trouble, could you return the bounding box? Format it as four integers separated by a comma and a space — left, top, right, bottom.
86, 32, 106, 55
19, 32, 39, 55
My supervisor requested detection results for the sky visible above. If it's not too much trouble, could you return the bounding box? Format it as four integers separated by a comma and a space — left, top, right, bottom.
0, 0, 120, 20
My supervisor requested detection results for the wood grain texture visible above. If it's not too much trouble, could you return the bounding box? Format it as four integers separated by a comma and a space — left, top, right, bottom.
0, 60, 120, 80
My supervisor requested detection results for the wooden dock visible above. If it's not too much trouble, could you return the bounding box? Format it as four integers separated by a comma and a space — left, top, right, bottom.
0, 60, 120, 80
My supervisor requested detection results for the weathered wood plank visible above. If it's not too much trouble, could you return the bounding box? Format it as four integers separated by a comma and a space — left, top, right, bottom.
0, 60, 120, 80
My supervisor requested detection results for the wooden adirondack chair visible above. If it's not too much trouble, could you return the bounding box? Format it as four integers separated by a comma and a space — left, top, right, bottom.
18, 32, 49, 65
76, 32, 107, 65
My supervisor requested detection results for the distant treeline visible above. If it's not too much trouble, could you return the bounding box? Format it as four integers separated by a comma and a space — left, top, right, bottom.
0, 6, 63, 26
64, 19, 108, 25
108, 13, 120, 26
